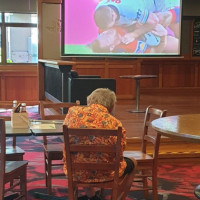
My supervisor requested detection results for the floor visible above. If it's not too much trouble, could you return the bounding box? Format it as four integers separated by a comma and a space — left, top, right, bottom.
115, 91, 200, 138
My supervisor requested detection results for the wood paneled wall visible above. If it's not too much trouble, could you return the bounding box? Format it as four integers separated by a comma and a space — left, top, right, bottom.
1, 58, 200, 101
141, 59, 200, 88
0, 65, 38, 101
69, 58, 200, 99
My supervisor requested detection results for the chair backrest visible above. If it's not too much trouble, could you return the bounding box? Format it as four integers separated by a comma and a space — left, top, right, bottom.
141, 105, 167, 158
0, 102, 13, 121
63, 125, 122, 199
40, 101, 80, 144
0, 118, 6, 198
40, 101, 80, 120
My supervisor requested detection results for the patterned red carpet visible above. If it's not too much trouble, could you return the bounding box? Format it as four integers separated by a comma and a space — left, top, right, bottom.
17, 137, 200, 200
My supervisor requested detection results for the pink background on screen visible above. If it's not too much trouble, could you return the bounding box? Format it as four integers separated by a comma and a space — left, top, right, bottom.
64, 0, 99, 45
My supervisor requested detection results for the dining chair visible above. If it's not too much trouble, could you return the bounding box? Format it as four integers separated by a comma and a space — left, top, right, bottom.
39, 101, 80, 194
63, 125, 137, 200
0, 118, 28, 200
123, 105, 167, 200
0, 102, 25, 161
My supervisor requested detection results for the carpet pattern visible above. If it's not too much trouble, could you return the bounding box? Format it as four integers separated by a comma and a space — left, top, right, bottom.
15, 136, 200, 200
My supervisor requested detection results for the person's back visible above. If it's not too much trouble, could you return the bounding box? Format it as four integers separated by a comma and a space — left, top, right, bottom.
63, 103, 127, 182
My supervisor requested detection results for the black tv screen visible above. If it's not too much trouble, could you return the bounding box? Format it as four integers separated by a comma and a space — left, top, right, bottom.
61, 0, 182, 58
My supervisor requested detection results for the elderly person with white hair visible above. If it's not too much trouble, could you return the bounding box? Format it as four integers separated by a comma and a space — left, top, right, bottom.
63, 88, 135, 200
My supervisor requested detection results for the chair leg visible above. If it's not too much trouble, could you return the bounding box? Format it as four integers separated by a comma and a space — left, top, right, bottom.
44, 153, 48, 187
119, 174, 134, 200
67, 182, 76, 200
20, 168, 27, 200
111, 188, 118, 200
142, 170, 149, 199
152, 169, 158, 200
47, 158, 52, 194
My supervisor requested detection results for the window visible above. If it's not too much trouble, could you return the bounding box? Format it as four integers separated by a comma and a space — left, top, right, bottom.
0, 12, 38, 64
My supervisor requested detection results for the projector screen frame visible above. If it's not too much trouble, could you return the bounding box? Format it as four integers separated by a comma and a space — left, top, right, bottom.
61, 0, 183, 58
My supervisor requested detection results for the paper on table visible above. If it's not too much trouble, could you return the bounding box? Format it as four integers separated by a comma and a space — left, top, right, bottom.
30, 123, 56, 129
0, 109, 9, 113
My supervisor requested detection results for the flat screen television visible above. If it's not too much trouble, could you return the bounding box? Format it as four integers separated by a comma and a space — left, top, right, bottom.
61, 0, 182, 58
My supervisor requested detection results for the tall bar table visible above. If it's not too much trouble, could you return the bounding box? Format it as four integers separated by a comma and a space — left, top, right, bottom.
119, 75, 157, 113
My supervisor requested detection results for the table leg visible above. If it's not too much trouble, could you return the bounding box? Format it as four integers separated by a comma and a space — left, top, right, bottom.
129, 79, 145, 113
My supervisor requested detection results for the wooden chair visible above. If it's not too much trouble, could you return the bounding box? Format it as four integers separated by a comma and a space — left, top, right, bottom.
0, 118, 28, 200
123, 105, 167, 200
39, 101, 80, 194
63, 125, 137, 200
0, 102, 25, 161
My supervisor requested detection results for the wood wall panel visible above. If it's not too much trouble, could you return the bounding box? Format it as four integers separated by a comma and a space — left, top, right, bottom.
108, 65, 137, 99
74, 65, 106, 77
0, 65, 38, 101
140, 63, 160, 88
162, 63, 195, 87
4, 76, 38, 101
141, 59, 200, 91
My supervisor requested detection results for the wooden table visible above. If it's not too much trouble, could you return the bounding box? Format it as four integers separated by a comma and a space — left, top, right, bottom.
151, 114, 200, 142
30, 120, 63, 136
5, 120, 63, 137
5, 121, 32, 137
119, 75, 157, 113
151, 113, 200, 198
